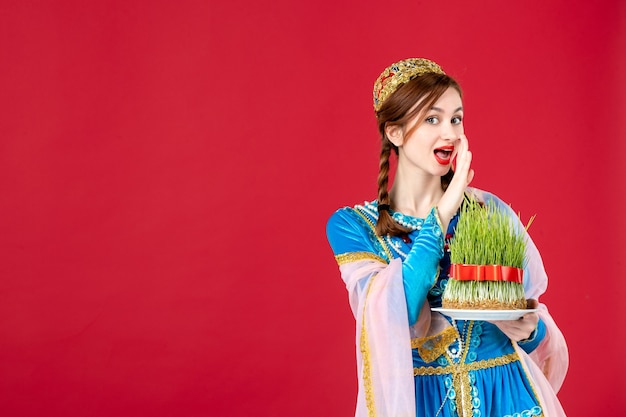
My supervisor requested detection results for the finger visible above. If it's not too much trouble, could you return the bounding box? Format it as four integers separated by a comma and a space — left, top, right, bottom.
459, 135, 469, 154
455, 140, 471, 172
453, 151, 472, 185
456, 135, 468, 160
466, 168, 474, 185
452, 135, 466, 161
463, 151, 473, 175
523, 312, 539, 322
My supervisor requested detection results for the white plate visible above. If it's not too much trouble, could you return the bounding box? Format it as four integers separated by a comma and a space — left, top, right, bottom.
431, 308, 538, 321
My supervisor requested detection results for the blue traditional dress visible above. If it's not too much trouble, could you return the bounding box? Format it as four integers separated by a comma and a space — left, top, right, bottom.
326, 188, 568, 417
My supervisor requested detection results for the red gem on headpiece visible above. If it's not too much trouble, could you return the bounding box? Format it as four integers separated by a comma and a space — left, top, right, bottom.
377, 72, 395, 96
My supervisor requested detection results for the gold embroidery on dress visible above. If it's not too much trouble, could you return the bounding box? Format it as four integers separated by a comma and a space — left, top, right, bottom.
411, 326, 458, 363
414, 351, 520, 415
335, 252, 388, 266
512, 341, 545, 416
413, 351, 519, 376
360, 273, 378, 417
458, 321, 473, 414
414, 321, 521, 415
352, 208, 394, 261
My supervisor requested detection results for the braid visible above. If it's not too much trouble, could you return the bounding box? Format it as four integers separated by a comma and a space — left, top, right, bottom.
375, 138, 411, 237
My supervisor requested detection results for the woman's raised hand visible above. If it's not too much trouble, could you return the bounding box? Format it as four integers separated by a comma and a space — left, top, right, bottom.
437, 134, 474, 230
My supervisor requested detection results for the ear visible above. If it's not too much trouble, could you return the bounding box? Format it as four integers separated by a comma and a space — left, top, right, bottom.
385, 124, 404, 147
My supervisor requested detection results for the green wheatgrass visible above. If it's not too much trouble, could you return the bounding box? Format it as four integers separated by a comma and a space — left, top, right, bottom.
442, 197, 534, 310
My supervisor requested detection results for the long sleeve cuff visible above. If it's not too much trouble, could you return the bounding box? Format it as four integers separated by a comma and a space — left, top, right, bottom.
518, 318, 546, 353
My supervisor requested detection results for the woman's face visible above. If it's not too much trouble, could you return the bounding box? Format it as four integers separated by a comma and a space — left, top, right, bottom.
387, 87, 464, 178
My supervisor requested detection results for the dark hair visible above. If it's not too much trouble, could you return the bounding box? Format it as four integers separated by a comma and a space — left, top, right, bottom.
375, 73, 462, 237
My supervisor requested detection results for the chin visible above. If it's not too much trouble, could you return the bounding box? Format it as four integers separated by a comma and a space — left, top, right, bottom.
433, 166, 451, 177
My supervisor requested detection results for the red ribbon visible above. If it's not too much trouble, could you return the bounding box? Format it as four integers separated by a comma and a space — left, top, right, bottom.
450, 264, 524, 284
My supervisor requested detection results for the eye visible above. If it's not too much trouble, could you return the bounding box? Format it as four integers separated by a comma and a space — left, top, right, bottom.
425, 116, 439, 124
451, 116, 463, 125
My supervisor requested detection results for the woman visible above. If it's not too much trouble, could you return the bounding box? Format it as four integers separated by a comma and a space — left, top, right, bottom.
326, 58, 568, 417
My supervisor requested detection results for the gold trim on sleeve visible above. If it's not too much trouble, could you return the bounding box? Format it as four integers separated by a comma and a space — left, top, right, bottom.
335, 252, 388, 266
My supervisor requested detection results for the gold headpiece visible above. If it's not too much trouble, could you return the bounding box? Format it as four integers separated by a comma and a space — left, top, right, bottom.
373, 58, 446, 111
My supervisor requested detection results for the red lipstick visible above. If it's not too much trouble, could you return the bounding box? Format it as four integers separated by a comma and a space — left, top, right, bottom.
434, 145, 454, 165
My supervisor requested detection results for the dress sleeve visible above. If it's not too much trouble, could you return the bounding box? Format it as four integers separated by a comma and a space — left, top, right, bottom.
327, 207, 445, 325
401, 208, 445, 324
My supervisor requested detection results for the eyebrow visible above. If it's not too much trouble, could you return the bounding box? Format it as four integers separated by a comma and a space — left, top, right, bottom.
431, 106, 464, 113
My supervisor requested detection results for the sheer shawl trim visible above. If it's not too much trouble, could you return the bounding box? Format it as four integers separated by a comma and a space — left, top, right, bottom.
468, 188, 569, 392
515, 343, 568, 417
339, 258, 416, 417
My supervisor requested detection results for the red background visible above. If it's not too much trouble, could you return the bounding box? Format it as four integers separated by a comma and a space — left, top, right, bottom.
1, 1, 625, 416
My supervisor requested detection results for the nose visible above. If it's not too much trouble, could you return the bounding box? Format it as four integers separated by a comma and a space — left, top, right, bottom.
440, 121, 457, 141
